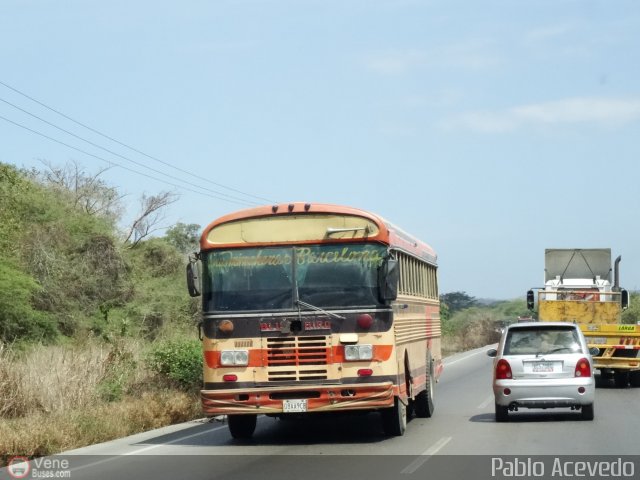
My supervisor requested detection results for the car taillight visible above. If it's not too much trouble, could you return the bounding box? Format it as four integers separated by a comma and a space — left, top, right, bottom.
496, 359, 512, 379
575, 358, 591, 377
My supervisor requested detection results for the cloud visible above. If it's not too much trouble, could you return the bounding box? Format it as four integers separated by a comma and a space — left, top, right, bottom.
364, 41, 501, 75
365, 49, 427, 75
524, 24, 576, 45
440, 97, 640, 133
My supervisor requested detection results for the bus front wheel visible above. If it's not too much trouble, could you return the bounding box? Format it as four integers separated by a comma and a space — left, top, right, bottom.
228, 414, 257, 439
381, 397, 407, 436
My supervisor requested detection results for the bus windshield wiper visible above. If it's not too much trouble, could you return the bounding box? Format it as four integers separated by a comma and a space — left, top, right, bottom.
295, 299, 346, 320
292, 275, 345, 320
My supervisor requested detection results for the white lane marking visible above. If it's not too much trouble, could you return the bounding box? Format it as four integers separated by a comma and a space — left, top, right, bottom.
69, 424, 228, 473
477, 395, 493, 410
400, 436, 452, 474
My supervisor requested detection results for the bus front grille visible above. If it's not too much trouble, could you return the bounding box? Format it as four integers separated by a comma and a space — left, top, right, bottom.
266, 336, 329, 381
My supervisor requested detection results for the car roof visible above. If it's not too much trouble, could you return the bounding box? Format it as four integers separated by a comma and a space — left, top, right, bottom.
507, 321, 579, 329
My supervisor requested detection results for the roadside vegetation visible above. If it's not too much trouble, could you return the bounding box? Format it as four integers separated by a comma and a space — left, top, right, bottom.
440, 292, 531, 356
0, 162, 202, 464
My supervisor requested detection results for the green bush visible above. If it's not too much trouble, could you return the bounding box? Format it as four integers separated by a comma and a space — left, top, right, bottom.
146, 338, 202, 390
0, 260, 58, 343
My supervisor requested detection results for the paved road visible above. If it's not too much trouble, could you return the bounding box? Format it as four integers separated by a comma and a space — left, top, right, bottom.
10, 346, 639, 480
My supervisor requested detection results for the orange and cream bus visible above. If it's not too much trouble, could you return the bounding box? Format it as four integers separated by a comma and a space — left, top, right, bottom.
186, 202, 442, 438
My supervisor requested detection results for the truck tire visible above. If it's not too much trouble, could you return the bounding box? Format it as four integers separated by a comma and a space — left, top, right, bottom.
495, 403, 508, 422
581, 403, 594, 421
414, 356, 435, 418
629, 371, 640, 388
381, 397, 407, 436
613, 371, 629, 388
228, 414, 257, 439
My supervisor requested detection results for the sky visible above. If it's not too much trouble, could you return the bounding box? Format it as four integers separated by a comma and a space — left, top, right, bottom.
1, 0, 640, 299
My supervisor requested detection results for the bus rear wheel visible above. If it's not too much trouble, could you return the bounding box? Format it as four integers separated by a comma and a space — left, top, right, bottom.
228, 414, 257, 439
629, 370, 640, 388
414, 356, 435, 418
381, 397, 407, 436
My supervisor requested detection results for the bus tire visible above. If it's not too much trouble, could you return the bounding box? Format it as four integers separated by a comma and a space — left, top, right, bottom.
613, 371, 629, 389
381, 397, 407, 436
414, 356, 435, 418
228, 414, 257, 439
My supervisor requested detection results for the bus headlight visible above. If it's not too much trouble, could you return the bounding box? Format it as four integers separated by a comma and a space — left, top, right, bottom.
344, 344, 373, 361
220, 350, 249, 366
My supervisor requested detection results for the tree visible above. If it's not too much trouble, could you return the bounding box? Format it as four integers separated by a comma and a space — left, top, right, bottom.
622, 291, 640, 325
439, 291, 478, 314
124, 192, 178, 247
164, 223, 201, 254
29, 160, 124, 222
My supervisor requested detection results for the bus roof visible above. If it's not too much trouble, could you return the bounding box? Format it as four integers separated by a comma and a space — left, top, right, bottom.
200, 202, 437, 265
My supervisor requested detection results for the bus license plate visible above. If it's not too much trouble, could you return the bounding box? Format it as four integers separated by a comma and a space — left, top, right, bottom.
283, 399, 307, 413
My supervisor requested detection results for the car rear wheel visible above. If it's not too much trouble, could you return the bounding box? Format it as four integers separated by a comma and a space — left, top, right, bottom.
495, 403, 508, 422
382, 397, 407, 436
581, 403, 594, 421
228, 414, 257, 439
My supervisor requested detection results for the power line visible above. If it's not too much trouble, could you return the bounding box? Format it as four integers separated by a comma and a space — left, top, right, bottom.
0, 96, 261, 206
0, 114, 254, 207
0, 79, 276, 204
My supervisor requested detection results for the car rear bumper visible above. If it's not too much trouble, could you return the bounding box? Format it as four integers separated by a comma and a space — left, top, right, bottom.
493, 377, 595, 408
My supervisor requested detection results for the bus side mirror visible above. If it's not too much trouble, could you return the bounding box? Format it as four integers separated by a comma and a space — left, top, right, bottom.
621, 289, 629, 310
186, 256, 201, 297
379, 258, 399, 303
526, 290, 535, 311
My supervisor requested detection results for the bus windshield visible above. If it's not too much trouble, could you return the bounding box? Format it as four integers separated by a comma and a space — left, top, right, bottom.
203, 243, 387, 312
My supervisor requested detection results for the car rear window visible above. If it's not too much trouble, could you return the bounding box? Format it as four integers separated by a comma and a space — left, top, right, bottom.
504, 326, 582, 355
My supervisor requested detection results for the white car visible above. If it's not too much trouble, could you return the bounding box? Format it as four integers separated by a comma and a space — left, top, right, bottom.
487, 322, 597, 422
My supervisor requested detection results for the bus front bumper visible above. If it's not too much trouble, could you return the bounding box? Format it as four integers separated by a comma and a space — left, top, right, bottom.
201, 382, 396, 416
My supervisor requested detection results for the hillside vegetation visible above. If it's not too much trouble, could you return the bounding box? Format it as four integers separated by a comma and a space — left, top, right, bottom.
0, 162, 202, 462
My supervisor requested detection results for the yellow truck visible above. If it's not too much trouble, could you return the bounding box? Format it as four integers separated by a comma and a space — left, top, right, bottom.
527, 249, 638, 388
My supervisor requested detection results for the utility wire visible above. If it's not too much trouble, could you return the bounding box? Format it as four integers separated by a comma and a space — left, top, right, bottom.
0, 96, 260, 206
0, 114, 253, 207
0, 79, 275, 204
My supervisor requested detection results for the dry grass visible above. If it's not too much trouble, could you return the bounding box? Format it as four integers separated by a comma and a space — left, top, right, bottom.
442, 317, 501, 357
0, 338, 149, 417
0, 391, 200, 462
1, 341, 107, 417
0, 339, 200, 465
